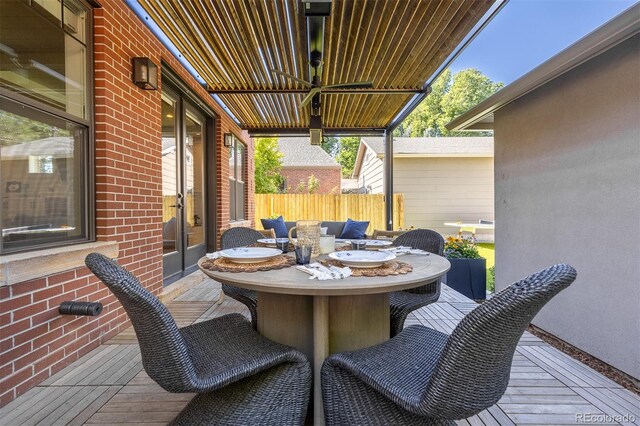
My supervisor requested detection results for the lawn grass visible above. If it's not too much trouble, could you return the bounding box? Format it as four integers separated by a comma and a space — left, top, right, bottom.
476, 243, 494, 268
477, 243, 495, 292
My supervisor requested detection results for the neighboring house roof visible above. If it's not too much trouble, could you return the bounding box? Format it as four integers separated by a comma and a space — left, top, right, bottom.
447, 5, 639, 131
352, 137, 494, 177
0, 137, 74, 159
277, 137, 341, 169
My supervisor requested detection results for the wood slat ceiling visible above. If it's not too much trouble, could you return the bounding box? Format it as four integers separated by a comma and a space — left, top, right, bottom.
136, 0, 494, 131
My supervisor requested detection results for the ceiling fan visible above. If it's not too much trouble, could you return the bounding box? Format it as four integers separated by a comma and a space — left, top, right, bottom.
270, 52, 373, 114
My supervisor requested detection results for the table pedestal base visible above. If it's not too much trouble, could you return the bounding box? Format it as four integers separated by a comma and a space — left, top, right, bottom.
257, 292, 390, 425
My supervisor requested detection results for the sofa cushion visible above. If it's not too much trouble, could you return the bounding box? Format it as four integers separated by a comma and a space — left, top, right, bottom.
260, 216, 288, 238
339, 219, 370, 239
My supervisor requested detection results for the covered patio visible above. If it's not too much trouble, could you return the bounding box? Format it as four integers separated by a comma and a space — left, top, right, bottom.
2, 273, 638, 425
1, 0, 639, 424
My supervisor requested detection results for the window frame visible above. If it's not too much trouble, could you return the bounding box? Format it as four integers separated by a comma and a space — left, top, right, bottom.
227, 134, 246, 222
0, 0, 94, 255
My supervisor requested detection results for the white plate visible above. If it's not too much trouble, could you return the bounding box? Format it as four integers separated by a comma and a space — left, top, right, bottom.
257, 238, 277, 246
219, 247, 282, 264
365, 240, 393, 249
328, 250, 396, 268
257, 238, 295, 247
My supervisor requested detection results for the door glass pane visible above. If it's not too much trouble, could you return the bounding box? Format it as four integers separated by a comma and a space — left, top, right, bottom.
236, 143, 245, 183
185, 108, 203, 248
161, 92, 177, 254
1, 97, 87, 252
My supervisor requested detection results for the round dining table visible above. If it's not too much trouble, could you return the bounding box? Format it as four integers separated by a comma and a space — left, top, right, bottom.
198, 252, 450, 425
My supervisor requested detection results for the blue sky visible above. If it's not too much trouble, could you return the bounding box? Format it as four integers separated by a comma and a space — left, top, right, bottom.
449, 0, 637, 85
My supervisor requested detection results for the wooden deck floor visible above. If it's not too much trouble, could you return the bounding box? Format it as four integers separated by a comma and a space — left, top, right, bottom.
2, 272, 638, 425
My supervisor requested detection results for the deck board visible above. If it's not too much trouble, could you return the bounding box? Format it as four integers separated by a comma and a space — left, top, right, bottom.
2, 277, 638, 426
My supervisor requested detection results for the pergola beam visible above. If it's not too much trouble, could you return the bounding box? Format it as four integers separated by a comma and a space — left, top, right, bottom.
209, 88, 422, 94
247, 127, 386, 137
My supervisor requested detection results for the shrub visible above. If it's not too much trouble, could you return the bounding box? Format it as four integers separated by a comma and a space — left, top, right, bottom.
487, 265, 495, 293
444, 236, 483, 259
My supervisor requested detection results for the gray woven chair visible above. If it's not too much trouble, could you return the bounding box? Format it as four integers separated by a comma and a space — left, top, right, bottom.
220, 227, 265, 328
389, 229, 445, 337
322, 263, 577, 425
85, 253, 311, 426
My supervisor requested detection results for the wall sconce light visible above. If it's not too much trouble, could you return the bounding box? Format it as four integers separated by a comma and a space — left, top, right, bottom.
309, 115, 322, 145
132, 57, 158, 90
224, 133, 234, 147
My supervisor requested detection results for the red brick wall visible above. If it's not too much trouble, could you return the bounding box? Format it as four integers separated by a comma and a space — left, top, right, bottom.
0, 0, 253, 406
281, 168, 342, 194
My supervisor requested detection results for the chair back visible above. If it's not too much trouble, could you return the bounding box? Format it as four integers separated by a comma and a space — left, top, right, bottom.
393, 229, 444, 255
393, 229, 444, 294
221, 227, 265, 249
421, 263, 577, 419
85, 253, 196, 392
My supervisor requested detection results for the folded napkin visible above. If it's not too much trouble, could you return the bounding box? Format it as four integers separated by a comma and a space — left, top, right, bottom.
206, 252, 221, 259
379, 246, 430, 256
296, 263, 353, 280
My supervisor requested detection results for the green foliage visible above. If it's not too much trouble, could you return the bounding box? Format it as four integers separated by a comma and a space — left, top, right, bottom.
487, 265, 495, 293
307, 175, 320, 193
395, 69, 452, 137
396, 68, 503, 137
444, 236, 483, 259
254, 137, 283, 194
321, 136, 339, 157
0, 110, 65, 145
336, 137, 360, 177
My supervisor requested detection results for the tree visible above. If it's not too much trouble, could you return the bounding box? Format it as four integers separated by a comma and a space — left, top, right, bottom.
321, 136, 339, 157
440, 69, 503, 136
254, 137, 283, 193
336, 137, 360, 177
395, 69, 452, 137
395, 68, 502, 137
307, 175, 320, 193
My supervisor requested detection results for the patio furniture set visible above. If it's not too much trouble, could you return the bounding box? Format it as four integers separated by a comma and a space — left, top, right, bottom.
84, 225, 577, 425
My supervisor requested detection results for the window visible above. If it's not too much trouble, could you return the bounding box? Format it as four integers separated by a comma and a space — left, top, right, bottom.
228, 135, 245, 221
0, 0, 91, 254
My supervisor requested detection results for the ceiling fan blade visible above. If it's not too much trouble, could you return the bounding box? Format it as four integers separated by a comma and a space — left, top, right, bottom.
323, 81, 374, 89
270, 69, 312, 87
299, 88, 322, 109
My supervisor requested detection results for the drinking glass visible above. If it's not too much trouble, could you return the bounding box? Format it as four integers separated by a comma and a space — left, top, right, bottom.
294, 245, 312, 265
351, 240, 368, 250
275, 238, 289, 253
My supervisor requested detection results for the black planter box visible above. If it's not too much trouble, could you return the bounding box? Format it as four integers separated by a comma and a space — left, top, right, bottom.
442, 258, 487, 300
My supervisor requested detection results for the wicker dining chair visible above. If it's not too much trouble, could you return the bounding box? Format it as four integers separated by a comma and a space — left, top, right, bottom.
389, 229, 445, 337
321, 264, 577, 425
85, 253, 311, 426
220, 227, 266, 328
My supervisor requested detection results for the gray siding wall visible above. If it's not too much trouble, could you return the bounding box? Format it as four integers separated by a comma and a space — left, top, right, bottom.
394, 157, 494, 239
494, 36, 640, 378
358, 147, 384, 194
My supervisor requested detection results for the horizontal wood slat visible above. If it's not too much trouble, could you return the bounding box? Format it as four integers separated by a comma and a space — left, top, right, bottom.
135, 0, 494, 129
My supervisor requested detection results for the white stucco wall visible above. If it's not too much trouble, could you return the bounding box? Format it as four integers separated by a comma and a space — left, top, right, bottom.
494, 36, 640, 379
394, 157, 494, 239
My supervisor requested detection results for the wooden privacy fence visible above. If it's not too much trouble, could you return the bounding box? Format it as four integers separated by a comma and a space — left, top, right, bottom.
255, 194, 404, 233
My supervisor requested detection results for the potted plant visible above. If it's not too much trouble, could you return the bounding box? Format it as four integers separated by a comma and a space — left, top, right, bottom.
442, 236, 486, 300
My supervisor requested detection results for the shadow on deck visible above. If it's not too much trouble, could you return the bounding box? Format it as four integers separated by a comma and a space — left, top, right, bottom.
1, 272, 638, 425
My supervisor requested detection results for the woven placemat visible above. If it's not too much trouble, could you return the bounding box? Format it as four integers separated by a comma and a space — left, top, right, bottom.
320, 259, 413, 277
201, 255, 296, 273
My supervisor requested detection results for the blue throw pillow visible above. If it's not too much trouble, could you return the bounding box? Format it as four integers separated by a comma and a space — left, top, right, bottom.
261, 216, 288, 238
339, 219, 370, 239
